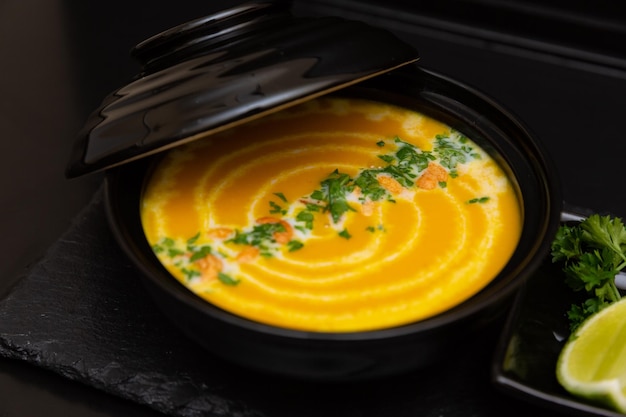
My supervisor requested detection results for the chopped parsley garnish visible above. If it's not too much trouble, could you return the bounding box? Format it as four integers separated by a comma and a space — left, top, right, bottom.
228, 222, 287, 247
181, 268, 201, 281
296, 210, 314, 230
365, 225, 385, 233
152, 131, 482, 288
167, 247, 185, 257
218, 272, 239, 286
354, 170, 389, 202
269, 200, 286, 215
152, 237, 175, 254
434, 133, 480, 171
468, 196, 490, 204
395, 136, 435, 173
187, 233, 200, 245
287, 240, 304, 252
189, 245, 212, 262
273, 192, 288, 202
312, 169, 356, 223
379, 164, 415, 188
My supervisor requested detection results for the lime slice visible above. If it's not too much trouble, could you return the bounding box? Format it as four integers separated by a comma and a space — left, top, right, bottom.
557, 297, 626, 412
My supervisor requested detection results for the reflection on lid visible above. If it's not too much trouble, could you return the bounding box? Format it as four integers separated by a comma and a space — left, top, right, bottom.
66, 1, 419, 177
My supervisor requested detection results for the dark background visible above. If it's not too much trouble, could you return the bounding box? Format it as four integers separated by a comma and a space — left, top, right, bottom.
1, 0, 625, 416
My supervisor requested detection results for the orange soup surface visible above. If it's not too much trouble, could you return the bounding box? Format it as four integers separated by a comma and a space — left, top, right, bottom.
140, 97, 522, 332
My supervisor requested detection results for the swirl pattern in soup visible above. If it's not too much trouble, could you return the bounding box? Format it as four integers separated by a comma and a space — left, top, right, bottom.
140, 97, 522, 332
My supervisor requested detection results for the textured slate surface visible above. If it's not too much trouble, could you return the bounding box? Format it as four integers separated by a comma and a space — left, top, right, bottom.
0, 187, 545, 417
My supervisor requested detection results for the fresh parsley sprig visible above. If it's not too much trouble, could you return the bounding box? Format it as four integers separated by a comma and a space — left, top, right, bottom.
551, 214, 625, 331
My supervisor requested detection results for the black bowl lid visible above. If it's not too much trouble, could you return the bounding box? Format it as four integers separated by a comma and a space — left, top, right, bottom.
66, 0, 419, 177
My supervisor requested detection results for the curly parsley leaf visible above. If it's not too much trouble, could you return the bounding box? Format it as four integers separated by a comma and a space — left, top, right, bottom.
551, 214, 625, 331
580, 215, 626, 262
551, 225, 584, 263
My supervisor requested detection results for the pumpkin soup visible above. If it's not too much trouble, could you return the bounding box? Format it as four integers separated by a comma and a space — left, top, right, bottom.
140, 97, 522, 332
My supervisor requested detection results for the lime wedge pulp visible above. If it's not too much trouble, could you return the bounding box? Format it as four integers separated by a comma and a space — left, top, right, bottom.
557, 297, 626, 413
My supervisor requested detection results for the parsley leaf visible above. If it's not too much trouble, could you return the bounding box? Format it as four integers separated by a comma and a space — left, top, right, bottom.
434, 133, 478, 171
181, 268, 201, 282
395, 140, 434, 172
580, 215, 626, 262
296, 210, 314, 230
287, 240, 304, 252
467, 196, 490, 204
354, 170, 389, 201
167, 248, 185, 257
187, 232, 200, 245
228, 223, 286, 248
218, 272, 240, 286
273, 192, 288, 202
189, 245, 212, 262
551, 214, 625, 331
315, 169, 355, 223
269, 200, 286, 215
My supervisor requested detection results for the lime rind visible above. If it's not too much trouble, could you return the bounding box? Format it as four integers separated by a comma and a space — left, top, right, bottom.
557, 376, 626, 413
557, 297, 626, 414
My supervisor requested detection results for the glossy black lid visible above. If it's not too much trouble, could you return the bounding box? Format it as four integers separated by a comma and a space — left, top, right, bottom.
66, 0, 419, 177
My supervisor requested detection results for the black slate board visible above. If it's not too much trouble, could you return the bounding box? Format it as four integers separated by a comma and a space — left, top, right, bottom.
0, 187, 552, 417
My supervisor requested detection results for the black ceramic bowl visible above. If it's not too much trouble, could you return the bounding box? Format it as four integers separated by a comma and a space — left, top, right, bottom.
103, 64, 562, 381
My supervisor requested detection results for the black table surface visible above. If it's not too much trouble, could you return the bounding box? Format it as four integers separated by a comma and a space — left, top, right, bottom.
1, 1, 625, 416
